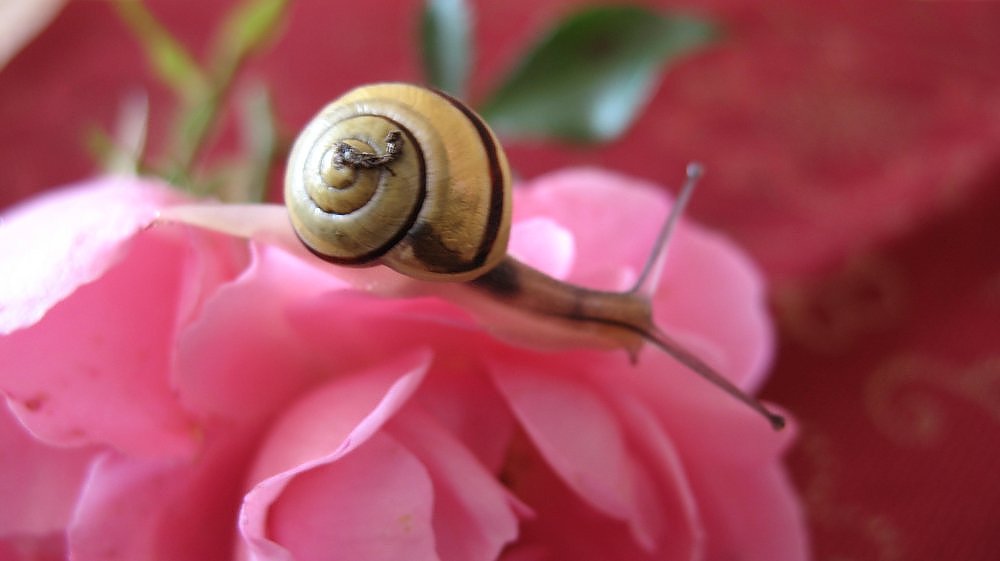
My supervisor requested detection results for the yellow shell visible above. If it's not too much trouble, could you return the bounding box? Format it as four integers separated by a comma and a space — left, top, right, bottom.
285, 83, 513, 282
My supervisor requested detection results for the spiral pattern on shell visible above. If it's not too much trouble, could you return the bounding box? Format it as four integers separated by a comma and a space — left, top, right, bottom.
285, 83, 513, 282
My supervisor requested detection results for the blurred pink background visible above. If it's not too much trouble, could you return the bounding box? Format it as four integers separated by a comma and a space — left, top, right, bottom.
2, 1, 999, 559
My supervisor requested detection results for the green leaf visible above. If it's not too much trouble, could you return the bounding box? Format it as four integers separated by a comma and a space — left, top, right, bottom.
421, 0, 472, 96
213, 0, 289, 72
112, 1, 208, 100
480, 6, 718, 142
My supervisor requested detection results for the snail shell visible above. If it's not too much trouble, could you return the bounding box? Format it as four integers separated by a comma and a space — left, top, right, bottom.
285, 83, 513, 282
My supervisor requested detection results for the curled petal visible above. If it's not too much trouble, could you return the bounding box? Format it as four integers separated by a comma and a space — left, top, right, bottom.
615, 361, 807, 560
0, 405, 95, 537
267, 434, 438, 561
0, 228, 202, 457
67, 431, 253, 561
389, 408, 520, 561
491, 356, 659, 550
158, 203, 413, 294
0, 176, 180, 334
240, 351, 431, 561
410, 355, 517, 474
510, 168, 671, 287
507, 217, 575, 281
156, 204, 298, 260
590, 379, 706, 559
175, 244, 348, 424
68, 453, 185, 561
651, 222, 775, 391
0, 176, 253, 456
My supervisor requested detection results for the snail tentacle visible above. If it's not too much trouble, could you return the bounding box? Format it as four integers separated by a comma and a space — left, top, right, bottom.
631, 162, 704, 299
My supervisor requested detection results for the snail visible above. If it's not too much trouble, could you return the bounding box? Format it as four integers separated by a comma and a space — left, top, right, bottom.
284, 82, 785, 430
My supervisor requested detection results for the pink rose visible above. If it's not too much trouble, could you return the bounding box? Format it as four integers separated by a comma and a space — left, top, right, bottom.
0, 169, 808, 561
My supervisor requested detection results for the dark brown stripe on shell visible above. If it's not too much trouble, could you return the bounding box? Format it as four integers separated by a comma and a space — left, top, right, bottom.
431, 88, 506, 268
309, 117, 427, 265
407, 221, 470, 274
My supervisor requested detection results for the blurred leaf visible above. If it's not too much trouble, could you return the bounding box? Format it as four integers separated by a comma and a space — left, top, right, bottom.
111, 0, 208, 100
109, 0, 290, 194
236, 82, 279, 202
420, 0, 472, 96
166, 101, 215, 185
83, 125, 117, 170
480, 6, 718, 142
82, 91, 150, 175
212, 0, 289, 76
171, 0, 289, 187
177, 85, 278, 201
109, 90, 150, 174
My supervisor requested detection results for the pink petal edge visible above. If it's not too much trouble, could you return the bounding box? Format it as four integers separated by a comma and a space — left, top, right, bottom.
239, 350, 431, 561
0, 176, 180, 334
389, 407, 520, 561
491, 357, 658, 550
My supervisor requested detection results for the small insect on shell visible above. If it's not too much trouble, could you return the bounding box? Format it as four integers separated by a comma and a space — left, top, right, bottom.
284, 83, 513, 282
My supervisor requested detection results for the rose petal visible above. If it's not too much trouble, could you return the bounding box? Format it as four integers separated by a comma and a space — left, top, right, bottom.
663, 411, 806, 561
288, 288, 524, 476
411, 356, 517, 474
240, 351, 431, 561
68, 453, 184, 561
157, 204, 298, 259
0, 176, 180, 334
620, 362, 807, 559
158, 203, 414, 294
588, 378, 706, 560
512, 169, 672, 288
694, 457, 808, 561
269, 434, 438, 561
499, 433, 656, 561
175, 243, 349, 424
0, 404, 95, 536
0, 227, 201, 457
507, 217, 575, 280
652, 221, 774, 391
498, 544, 548, 561
491, 355, 658, 549
389, 408, 519, 561
0, 533, 65, 561
285, 292, 479, 391
67, 431, 254, 561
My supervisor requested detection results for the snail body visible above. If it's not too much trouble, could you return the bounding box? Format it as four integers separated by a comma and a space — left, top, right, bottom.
285, 83, 785, 430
